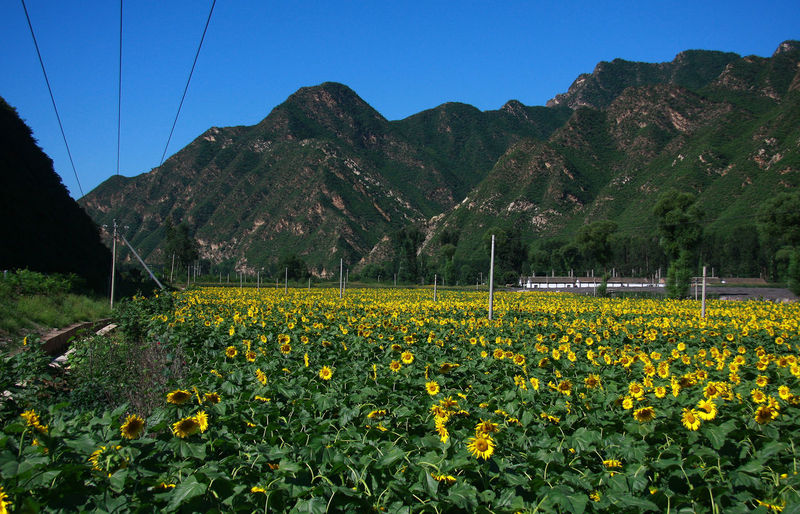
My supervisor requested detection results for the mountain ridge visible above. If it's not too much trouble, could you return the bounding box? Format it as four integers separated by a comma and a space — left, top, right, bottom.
78, 40, 800, 280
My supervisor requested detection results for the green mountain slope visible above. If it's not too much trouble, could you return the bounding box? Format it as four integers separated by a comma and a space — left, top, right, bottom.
0, 97, 111, 290
78, 41, 800, 280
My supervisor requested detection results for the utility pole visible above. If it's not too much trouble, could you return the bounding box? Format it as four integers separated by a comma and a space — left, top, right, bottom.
339, 259, 344, 299
701, 265, 707, 318
488, 235, 495, 320
110, 220, 117, 309
284, 267, 288, 294
170, 253, 175, 283
434, 273, 438, 302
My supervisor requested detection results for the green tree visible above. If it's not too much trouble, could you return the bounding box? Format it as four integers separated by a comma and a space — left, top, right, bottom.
278, 254, 309, 281
393, 226, 425, 282
163, 220, 198, 272
757, 190, 800, 281
653, 190, 704, 260
575, 220, 618, 271
653, 190, 703, 298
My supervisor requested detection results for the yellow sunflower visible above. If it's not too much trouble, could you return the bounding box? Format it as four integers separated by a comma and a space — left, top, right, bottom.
166, 389, 192, 405
584, 374, 601, 389
120, 414, 145, 439
0, 485, 12, 514
319, 366, 333, 380
194, 411, 209, 433
225, 346, 238, 358
255, 368, 267, 385
475, 419, 499, 435
556, 379, 572, 396
430, 473, 457, 484
633, 406, 656, 423
696, 399, 717, 421
280, 343, 291, 355
172, 416, 200, 438
389, 360, 402, 372
204, 392, 221, 404
426, 381, 441, 396
681, 408, 701, 431
754, 405, 779, 424
466, 434, 495, 460
401, 351, 414, 364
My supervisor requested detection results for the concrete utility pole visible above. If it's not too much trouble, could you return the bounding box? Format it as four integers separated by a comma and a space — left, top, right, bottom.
434, 274, 438, 302
339, 259, 344, 299
170, 253, 175, 283
488, 235, 495, 320
110, 220, 117, 309
701, 266, 707, 318
284, 267, 288, 294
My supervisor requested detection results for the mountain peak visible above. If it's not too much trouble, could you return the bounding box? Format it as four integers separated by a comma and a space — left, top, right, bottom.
773, 40, 800, 57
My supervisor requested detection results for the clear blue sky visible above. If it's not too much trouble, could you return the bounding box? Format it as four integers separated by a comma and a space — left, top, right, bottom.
2, 0, 799, 199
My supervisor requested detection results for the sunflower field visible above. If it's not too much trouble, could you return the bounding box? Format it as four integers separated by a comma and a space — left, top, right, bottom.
2, 287, 800, 512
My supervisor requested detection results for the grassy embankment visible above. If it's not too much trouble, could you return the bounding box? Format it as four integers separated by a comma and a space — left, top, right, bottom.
0, 269, 110, 347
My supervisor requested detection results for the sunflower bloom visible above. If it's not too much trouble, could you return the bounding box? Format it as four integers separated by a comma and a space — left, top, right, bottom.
167, 389, 192, 405
696, 399, 717, 421
633, 406, 656, 423
255, 368, 267, 385
475, 419, 499, 435
319, 366, 333, 380
426, 381, 441, 396
120, 414, 145, 439
172, 416, 201, 438
754, 405, 779, 424
0, 485, 11, 514
681, 408, 701, 431
401, 351, 414, 364
194, 411, 209, 433
430, 473, 457, 485
225, 346, 238, 358
204, 392, 221, 404
389, 360, 402, 372
466, 434, 495, 460
584, 374, 601, 389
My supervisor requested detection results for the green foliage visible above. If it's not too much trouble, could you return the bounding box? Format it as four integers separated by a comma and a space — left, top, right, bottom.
666, 250, 693, 298
788, 249, 800, 296
757, 191, 800, 249
277, 254, 310, 281
575, 220, 618, 270
653, 189, 704, 260
162, 219, 199, 272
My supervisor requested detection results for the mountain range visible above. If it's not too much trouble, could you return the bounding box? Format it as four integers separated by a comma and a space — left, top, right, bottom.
79, 40, 800, 280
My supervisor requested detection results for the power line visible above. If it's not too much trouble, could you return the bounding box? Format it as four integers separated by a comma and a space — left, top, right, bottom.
116, 0, 123, 176
159, 0, 217, 166
20, 0, 85, 197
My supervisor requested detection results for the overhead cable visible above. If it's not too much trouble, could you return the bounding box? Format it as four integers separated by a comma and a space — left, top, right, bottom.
159, 0, 217, 166
117, 0, 123, 176
21, 0, 85, 197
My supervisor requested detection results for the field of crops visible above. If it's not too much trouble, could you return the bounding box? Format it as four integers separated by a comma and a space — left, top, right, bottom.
2, 287, 800, 512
